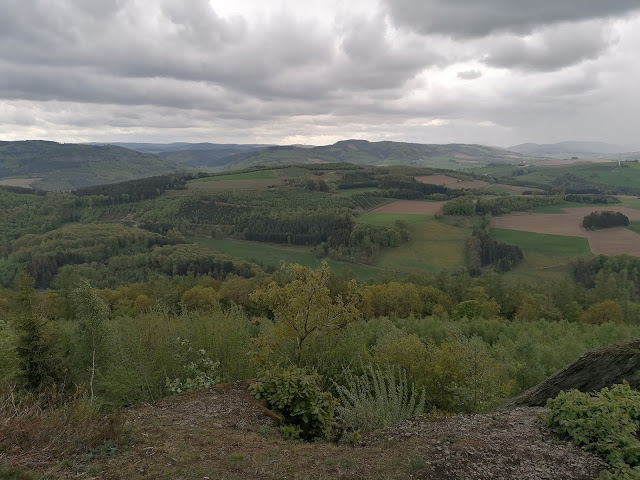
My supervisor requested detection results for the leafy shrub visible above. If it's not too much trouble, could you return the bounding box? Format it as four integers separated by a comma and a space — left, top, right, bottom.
165, 339, 222, 394
250, 366, 336, 440
545, 382, 640, 470
333, 364, 425, 439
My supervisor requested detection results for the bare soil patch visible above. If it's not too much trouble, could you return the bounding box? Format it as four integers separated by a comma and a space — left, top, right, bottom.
0, 178, 39, 188
189, 179, 282, 190
588, 228, 640, 256
490, 206, 640, 257
371, 200, 445, 214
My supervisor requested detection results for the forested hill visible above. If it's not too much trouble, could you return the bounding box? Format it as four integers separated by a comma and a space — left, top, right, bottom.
214, 139, 527, 169
105, 142, 270, 168
0, 140, 187, 190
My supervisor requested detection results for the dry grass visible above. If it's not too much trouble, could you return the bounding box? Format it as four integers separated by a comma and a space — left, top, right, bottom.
0, 178, 39, 188
0, 384, 125, 473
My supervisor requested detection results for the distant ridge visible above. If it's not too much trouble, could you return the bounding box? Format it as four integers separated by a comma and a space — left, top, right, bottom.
0, 140, 186, 190
209, 139, 526, 169
95, 139, 527, 170
508, 141, 636, 158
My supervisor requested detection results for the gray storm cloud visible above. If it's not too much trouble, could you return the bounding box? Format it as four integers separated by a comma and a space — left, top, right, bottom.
0, 0, 638, 146
382, 0, 640, 38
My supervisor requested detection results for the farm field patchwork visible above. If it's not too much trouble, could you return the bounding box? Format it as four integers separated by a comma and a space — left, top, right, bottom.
490, 206, 640, 257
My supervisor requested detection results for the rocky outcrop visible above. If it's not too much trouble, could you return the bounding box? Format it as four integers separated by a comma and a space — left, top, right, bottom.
507, 337, 640, 407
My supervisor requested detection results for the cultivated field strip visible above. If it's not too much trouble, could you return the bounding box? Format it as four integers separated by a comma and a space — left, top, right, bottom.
490, 206, 640, 257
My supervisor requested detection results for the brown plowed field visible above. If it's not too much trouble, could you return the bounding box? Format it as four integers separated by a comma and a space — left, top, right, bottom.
588, 228, 640, 256
416, 175, 490, 190
416, 174, 459, 185
371, 200, 445, 214
490, 206, 640, 257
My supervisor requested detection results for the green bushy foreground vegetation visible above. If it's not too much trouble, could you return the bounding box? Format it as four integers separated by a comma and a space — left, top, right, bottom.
2, 260, 640, 456
546, 383, 640, 477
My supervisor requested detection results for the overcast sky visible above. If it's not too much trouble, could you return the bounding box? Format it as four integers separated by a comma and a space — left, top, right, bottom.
1, 0, 639, 147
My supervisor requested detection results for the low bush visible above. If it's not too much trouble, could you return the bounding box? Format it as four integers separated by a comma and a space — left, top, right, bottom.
545, 382, 640, 474
250, 366, 336, 440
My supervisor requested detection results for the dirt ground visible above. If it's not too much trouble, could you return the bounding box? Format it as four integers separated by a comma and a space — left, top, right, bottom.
490, 206, 640, 257
371, 200, 445, 214
2, 383, 607, 479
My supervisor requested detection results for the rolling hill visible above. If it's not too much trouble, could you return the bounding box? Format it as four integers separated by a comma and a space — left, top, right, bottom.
214, 139, 528, 170
0, 140, 187, 190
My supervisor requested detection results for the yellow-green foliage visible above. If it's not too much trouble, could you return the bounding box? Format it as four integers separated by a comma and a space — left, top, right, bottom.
250, 262, 361, 366
580, 300, 624, 325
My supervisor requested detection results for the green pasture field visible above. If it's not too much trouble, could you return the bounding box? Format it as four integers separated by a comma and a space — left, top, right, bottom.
357, 213, 428, 225
618, 196, 640, 210
627, 221, 640, 235
531, 201, 614, 214
361, 214, 475, 273
488, 228, 592, 282
187, 236, 384, 281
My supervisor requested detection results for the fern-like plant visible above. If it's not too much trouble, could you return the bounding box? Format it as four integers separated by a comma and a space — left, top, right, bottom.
334, 364, 425, 439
